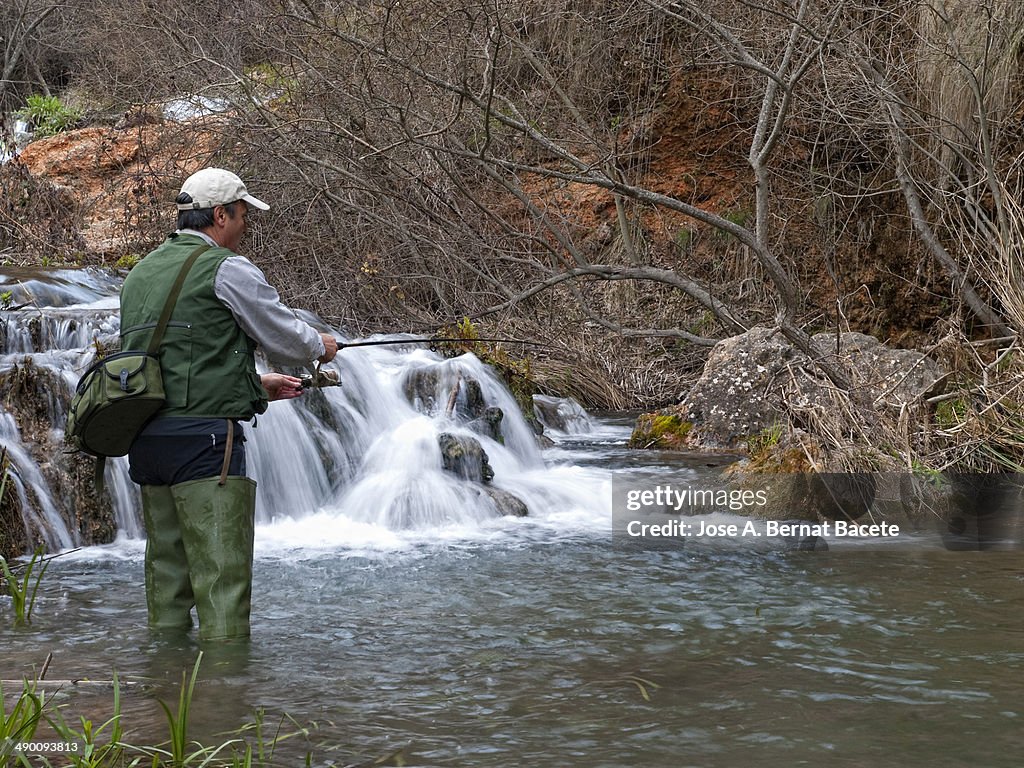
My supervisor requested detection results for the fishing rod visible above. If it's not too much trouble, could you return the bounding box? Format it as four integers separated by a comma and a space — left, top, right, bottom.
1, 547, 83, 573
299, 336, 551, 389
337, 336, 552, 350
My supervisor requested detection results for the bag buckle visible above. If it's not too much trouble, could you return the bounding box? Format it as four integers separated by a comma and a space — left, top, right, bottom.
119, 368, 130, 391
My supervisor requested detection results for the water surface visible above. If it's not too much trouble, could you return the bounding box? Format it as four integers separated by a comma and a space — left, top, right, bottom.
3, 423, 1022, 767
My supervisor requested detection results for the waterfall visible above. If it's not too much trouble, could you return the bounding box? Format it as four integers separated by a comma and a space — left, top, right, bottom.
0, 119, 31, 164
0, 267, 609, 554
0, 412, 75, 551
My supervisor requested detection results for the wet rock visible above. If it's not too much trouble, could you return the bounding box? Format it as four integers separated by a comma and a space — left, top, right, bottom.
0, 358, 116, 554
532, 395, 592, 434
405, 369, 506, 442
484, 486, 529, 517
437, 431, 528, 516
788, 532, 830, 552
438, 432, 494, 484
402, 367, 440, 413
467, 405, 504, 443
455, 376, 505, 435
59, 450, 117, 544
458, 377, 488, 419
0, 461, 28, 560
758, 519, 831, 551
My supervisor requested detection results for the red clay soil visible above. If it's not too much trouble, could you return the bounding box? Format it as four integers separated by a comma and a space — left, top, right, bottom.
17, 118, 227, 257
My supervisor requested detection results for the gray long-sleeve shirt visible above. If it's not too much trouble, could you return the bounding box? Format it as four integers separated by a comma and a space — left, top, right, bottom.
179, 229, 325, 367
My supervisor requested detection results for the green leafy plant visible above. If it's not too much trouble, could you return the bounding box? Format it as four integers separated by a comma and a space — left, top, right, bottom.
0, 679, 44, 766
0, 546, 50, 627
157, 652, 204, 764
113, 253, 141, 271
746, 421, 785, 457
16, 94, 82, 138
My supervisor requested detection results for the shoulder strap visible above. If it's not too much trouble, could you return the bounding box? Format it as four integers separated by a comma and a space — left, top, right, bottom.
94, 456, 106, 495
146, 244, 211, 355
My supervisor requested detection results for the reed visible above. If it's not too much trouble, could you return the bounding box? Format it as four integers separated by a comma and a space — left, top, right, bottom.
0, 547, 50, 627
0, 679, 44, 767
7, 655, 323, 766
915, 0, 1024, 186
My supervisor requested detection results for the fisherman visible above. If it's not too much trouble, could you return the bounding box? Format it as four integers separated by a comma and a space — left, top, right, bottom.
120, 167, 338, 641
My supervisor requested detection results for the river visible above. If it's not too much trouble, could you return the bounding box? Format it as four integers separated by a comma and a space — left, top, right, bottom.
3, 420, 1023, 767
1, 270, 1022, 766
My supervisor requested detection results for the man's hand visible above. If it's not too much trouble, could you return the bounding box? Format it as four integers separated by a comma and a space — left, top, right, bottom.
262, 373, 304, 401
318, 333, 339, 363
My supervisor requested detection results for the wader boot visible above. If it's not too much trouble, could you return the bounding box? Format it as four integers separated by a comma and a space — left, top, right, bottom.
172, 476, 257, 642
142, 484, 194, 631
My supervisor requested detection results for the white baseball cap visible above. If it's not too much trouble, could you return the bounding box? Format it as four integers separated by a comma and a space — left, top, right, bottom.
176, 168, 270, 211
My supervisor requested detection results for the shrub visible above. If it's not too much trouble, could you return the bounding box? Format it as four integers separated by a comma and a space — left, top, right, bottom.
16, 94, 82, 138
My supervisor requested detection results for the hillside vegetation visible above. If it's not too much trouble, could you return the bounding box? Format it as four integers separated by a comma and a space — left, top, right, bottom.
5, 0, 1024, 471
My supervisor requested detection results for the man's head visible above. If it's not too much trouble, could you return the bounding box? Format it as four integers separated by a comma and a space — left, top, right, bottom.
175, 168, 269, 251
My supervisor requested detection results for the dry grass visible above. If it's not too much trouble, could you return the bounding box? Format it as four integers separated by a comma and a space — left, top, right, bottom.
916, 0, 1024, 186
761, 329, 1024, 474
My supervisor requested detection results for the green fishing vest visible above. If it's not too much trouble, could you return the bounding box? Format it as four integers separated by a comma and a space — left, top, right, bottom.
119, 234, 269, 419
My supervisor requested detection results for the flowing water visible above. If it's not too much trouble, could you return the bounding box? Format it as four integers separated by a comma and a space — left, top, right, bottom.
1, 270, 1023, 767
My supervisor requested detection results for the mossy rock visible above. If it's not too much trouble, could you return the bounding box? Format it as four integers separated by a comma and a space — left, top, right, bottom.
438, 432, 494, 484
629, 408, 693, 449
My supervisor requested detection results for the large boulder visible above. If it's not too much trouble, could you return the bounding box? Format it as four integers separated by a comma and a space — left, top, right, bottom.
633, 327, 945, 452
810, 331, 945, 404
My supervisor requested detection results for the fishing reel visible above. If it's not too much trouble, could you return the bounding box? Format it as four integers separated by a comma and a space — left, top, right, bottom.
299, 364, 341, 389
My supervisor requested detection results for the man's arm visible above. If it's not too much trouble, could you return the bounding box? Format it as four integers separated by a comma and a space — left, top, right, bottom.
214, 256, 336, 366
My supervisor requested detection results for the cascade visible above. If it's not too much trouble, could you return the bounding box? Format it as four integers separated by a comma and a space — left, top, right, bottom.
0, 268, 607, 553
